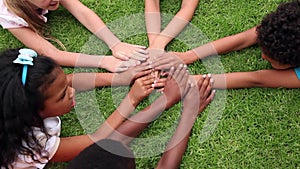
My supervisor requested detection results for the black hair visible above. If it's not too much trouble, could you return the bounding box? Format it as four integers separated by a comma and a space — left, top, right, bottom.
256, 0, 300, 67
0, 48, 61, 168
66, 139, 136, 169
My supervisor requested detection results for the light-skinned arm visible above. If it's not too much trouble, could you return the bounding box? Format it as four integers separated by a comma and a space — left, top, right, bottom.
145, 0, 200, 50
60, 0, 148, 61
8, 27, 136, 72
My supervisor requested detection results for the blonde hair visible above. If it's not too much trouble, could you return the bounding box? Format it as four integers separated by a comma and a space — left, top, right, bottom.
4, 0, 66, 50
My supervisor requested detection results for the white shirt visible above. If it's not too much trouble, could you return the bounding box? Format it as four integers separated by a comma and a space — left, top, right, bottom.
7, 116, 61, 169
0, 0, 48, 29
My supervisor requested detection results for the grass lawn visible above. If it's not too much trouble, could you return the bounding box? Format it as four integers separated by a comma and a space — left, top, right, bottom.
1, 0, 299, 168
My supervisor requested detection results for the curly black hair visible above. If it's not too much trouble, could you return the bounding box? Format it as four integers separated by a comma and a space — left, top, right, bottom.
257, 0, 300, 67
0, 49, 61, 168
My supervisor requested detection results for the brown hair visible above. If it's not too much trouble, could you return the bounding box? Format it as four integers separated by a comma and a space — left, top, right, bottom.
4, 0, 66, 49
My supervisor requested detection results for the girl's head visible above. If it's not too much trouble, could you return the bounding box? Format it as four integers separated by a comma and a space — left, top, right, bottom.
4, 0, 65, 48
4, 0, 47, 35
0, 48, 74, 167
256, 0, 300, 69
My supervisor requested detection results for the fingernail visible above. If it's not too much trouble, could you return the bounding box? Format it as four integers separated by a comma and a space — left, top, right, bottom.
151, 84, 155, 88
210, 79, 214, 85
207, 73, 212, 78
202, 74, 206, 78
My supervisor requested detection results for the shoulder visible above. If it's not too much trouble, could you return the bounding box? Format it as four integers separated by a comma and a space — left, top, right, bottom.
11, 117, 61, 169
0, 0, 28, 28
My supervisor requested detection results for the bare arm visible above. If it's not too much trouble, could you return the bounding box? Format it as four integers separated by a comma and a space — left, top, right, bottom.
194, 69, 300, 89
108, 65, 189, 144
51, 75, 155, 162
145, 0, 161, 44
8, 28, 133, 72
174, 26, 258, 64
156, 76, 214, 169
61, 0, 148, 61
146, 0, 200, 49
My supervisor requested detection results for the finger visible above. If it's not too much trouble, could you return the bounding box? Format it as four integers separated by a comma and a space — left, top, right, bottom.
121, 59, 139, 68
174, 64, 187, 84
167, 66, 175, 80
130, 52, 149, 61
207, 90, 216, 103
150, 57, 170, 67
143, 76, 156, 85
199, 76, 211, 98
115, 67, 129, 73
130, 44, 147, 50
203, 75, 213, 98
115, 52, 129, 61
152, 81, 165, 89
146, 87, 155, 95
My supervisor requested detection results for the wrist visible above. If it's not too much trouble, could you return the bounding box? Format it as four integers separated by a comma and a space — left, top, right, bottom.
185, 50, 200, 64
95, 26, 121, 49
127, 93, 140, 108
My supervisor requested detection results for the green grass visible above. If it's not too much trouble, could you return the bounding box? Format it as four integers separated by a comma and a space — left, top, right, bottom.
1, 0, 299, 168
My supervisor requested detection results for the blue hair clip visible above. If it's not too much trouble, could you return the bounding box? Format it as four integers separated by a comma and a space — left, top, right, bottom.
13, 48, 38, 86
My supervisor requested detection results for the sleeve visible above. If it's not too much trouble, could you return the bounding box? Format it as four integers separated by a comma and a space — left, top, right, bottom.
0, 0, 28, 28
12, 117, 61, 169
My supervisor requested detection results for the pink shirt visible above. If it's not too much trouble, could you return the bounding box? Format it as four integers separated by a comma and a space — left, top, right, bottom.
0, 0, 48, 29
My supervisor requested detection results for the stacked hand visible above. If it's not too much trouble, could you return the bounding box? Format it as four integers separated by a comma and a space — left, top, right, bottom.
111, 42, 149, 62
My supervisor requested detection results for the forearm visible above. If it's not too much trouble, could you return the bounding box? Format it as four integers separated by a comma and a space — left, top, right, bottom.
109, 95, 174, 144
156, 110, 197, 169
150, 16, 189, 49
194, 70, 287, 89
62, 0, 120, 48
212, 27, 258, 55
145, 0, 161, 45
67, 73, 114, 91
149, 0, 199, 49
91, 94, 138, 141
185, 27, 258, 63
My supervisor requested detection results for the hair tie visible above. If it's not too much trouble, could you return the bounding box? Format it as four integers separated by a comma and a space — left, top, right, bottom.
13, 48, 38, 86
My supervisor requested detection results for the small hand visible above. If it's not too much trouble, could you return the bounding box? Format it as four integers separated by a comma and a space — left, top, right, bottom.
183, 74, 215, 116
112, 62, 153, 86
162, 64, 189, 108
150, 52, 184, 71
128, 74, 155, 105
101, 56, 140, 73
111, 42, 149, 61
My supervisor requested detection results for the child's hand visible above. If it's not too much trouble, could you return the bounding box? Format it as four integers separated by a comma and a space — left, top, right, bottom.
183, 75, 215, 117
112, 63, 153, 86
149, 52, 184, 71
111, 42, 149, 62
162, 64, 189, 108
128, 75, 155, 106
101, 56, 139, 73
